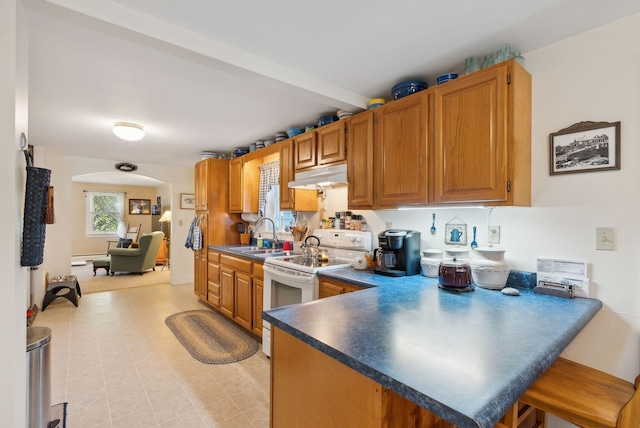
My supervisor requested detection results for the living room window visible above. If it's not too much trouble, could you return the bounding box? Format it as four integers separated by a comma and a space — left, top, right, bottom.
86, 191, 125, 236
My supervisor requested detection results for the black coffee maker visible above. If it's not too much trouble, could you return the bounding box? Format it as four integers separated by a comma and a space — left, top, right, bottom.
373, 229, 421, 277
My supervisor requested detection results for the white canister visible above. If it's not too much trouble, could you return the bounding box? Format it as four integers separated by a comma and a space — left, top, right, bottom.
420, 248, 444, 278
353, 256, 368, 270
470, 247, 510, 289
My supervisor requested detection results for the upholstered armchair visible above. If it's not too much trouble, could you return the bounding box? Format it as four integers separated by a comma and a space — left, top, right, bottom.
107, 231, 164, 275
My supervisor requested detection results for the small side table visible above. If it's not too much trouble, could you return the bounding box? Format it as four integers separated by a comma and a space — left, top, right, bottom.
42, 275, 82, 311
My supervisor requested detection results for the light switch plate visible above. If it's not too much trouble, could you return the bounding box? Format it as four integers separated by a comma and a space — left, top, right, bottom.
596, 227, 614, 251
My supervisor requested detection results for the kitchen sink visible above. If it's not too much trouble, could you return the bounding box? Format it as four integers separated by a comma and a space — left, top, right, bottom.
228, 246, 261, 251
227, 246, 287, 257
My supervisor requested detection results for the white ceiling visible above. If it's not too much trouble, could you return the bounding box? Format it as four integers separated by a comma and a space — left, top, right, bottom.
23, 0, 640, 174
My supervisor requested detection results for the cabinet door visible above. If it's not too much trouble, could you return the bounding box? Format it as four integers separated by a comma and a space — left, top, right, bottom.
234, 272, 253, 330
374, 92, 429, 208
347, 111, 374, 209
220, 267, 235, 319
229, 157, 244, 212
207, 251, 221, 307
280, 140, 294, 209
294, 132, 317, 171
194, 249, 207, 300
280, 140, 318, 211
432, 65, 509, 204
194, 159, 209, 210
317, 121, 346, 166
252, 277, 264, 337
319, 280, 345, 299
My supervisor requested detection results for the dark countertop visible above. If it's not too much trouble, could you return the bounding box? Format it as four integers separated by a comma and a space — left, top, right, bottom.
263, 267, 602, 428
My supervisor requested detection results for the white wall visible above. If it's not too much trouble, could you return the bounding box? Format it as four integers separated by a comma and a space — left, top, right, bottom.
42, 152, 195, 285
319, 14, 640, 428
1, 1, 29, 426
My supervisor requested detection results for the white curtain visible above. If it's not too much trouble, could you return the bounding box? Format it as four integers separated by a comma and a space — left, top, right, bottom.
258, 160, 280, 218
114, 192, 126, 237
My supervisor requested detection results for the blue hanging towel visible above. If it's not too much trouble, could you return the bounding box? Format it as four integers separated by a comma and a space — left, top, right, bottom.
185, 217, 197, 250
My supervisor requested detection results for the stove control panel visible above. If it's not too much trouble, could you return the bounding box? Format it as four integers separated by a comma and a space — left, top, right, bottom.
310, 229, 372, 251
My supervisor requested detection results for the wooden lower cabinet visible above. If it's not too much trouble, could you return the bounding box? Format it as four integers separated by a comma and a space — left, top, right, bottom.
205, 254, 263, 338
271, 327, 457, 428
319, 278, 364, 299
220, 267, 235, 318
207, 250, 221, 307
194, 248, 207, 300
252, 262, 264, 337
253, 277, 263, 337
234, 272, 253, 330
272, 327, 544, 428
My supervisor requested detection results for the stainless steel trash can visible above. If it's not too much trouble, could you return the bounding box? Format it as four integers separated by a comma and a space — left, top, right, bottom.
27, 326, 51, 428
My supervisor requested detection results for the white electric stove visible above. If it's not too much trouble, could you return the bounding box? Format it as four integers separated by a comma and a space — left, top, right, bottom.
262, 229, 371, 356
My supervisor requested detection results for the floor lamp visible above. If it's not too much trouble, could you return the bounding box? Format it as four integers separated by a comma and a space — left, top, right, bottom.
159, 210, 171, 270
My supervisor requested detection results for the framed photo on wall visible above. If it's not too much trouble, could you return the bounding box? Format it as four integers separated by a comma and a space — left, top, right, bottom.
549, 121, 621, 175
129, 199, 151, 215
180, 193, 195, 209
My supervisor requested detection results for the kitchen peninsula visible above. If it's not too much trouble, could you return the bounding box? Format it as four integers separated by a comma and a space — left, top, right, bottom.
263, 270, 602, 428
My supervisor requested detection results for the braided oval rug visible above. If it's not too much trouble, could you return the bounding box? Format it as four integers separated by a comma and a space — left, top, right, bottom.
165, 310, 259, 364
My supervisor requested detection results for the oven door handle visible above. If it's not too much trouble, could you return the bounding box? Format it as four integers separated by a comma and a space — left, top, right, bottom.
263, 263, 315, 280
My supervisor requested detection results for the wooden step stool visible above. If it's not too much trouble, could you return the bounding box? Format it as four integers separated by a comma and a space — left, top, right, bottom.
507, 357, 640, 428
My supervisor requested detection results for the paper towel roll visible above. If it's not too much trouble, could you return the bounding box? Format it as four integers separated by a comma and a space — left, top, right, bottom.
354, 256, 367, 270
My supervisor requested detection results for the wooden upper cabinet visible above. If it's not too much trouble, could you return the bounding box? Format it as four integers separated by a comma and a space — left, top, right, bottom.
293, 132, 317, 171
194, 158, 209, 211
347, 111, 374, 209
229, 157, 260, 213
294, 121, 347, 171
317, 120, 346, 166
432, 59, 531, 206
229, 157, 244, 212
280, 140, 318, 211
374, 92, 429, 208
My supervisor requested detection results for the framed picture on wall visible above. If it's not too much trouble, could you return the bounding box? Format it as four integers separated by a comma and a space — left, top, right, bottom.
180, 193, 195, 209
129, 199, 151, 215
549, 121, 621, 175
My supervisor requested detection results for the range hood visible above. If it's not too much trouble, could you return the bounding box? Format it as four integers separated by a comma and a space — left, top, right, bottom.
288, 163, 348, 189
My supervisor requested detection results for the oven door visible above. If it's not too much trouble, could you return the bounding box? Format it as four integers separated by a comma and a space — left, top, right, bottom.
262, 262, 318, 356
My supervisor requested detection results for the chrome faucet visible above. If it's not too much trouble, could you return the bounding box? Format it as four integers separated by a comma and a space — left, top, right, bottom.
254, 217, 279, 248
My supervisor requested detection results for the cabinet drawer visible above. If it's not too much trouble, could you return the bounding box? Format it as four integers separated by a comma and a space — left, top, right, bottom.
208, 250, 220, 263
221, 254, 253, 274
208, 281, 220, 297
208, 262, 220, 284
253, 262, 264, 279
207, 292, 220, 307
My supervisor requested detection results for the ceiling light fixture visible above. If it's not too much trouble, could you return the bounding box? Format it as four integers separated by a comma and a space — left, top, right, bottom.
113, 122, 145, 141
115, 162, 138, 172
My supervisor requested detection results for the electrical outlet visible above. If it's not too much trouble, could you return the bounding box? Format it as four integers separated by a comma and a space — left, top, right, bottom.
596, 227, 614, 251
386, 222, 393, 229
488, 225, 500, 244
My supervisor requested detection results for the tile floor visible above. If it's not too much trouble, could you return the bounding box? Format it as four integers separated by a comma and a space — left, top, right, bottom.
35, 282, 271, 427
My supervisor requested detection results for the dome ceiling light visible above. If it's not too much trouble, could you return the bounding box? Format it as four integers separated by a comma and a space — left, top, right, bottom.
113, 122, 145, 141
115, 162, 138, 172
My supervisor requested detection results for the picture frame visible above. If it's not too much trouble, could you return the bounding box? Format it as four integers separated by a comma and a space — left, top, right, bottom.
180, 193, 195, 210
549, 121, 621, 175
444, 220, 467, 246
129, 199, 151, 215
